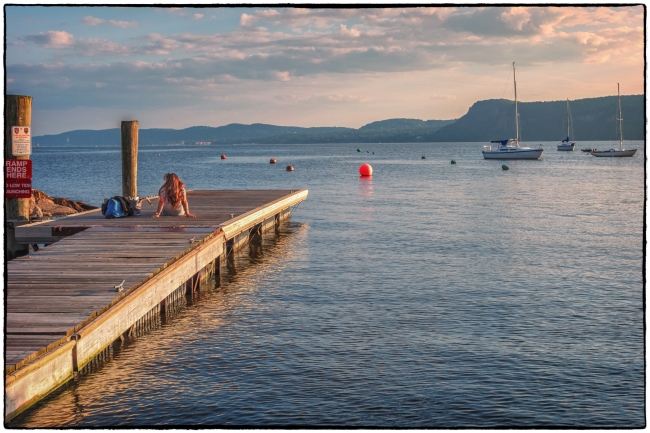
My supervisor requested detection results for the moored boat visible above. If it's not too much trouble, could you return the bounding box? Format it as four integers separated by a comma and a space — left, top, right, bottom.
483, 62, 543, 160
557, 99, 576, 151
591, 84, 637, 158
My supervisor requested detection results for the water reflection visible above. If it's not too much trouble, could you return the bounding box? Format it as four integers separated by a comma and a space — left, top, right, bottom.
359, 176, 373, 196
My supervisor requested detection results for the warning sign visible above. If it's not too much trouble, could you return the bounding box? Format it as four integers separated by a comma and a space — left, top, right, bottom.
11, 126, 31, 156
6, 180, 32, 198
5, 159, 32, 180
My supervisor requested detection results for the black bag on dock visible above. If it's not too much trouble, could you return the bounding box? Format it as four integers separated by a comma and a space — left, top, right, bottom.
101, 196, 134, 218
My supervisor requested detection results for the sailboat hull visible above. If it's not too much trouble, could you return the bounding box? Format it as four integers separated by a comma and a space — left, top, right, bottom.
591, 149, 637, 157
557, 143, 575, 151
482, 149, 543, 160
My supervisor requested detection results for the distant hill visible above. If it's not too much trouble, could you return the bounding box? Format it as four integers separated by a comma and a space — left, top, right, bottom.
33, 94, 644, 146
33, 124, 356, 147
33, 120, 453, 146
359, 118, 455, 131
431, 95, 644, 142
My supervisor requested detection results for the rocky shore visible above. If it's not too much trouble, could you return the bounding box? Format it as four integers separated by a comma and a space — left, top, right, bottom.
30, 190, 98, 219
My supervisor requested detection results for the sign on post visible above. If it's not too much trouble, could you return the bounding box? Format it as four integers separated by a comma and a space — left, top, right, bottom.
6, 180, 32, 198
5, 159, 32, 179
5, 159, 32, 198
11, 126, 31, 156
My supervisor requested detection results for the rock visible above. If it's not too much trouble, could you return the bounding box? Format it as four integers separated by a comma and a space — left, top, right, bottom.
36, 199, 77, 216
32, 190, 52, 201
32, 204, 43, 218
28, 190, 99, 219
75, 201, 97, 211
52, 197, 85, 213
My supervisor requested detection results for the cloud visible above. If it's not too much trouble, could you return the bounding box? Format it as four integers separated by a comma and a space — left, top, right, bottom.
274, 93, 371, 104
81, 16, 138, 28
241, 8, 359, 29
8, 6, 644, 119
340, 24, 360, 37
25, 31, 74, 48
193, 14, 204, 20
21, 6, 643, 78
108, 20, 138, 29
443, 7, 543, 36
24, 31, 131, 56
240, 13, 257, 28
81, 16, 104, 26
272, 71, 291, 81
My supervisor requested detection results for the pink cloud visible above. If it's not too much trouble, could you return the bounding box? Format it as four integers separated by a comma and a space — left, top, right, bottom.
26, 31, 74, 48
340, 24, 360, 37
240, 13, 257, 28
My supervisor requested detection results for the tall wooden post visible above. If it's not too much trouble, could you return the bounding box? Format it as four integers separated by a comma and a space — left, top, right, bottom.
121, 120, 138, 198
5, 95, 32, 259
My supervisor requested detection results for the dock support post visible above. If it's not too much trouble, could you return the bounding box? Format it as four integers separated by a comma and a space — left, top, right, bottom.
121, 120, 138, 198
160, 298, 167, 316
5, 95, 32, 260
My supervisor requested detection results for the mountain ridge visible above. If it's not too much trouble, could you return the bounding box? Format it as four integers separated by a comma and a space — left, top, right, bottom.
33, 94, 644, 146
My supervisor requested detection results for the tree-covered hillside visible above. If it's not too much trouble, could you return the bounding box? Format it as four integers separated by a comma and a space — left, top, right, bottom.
359, 118, 455, 131
431, 95, 644, 142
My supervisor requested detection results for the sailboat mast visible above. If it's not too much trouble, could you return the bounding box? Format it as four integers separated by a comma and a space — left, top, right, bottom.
617, 83, 623, 150
566, 99, 570, 139
513, 62, 519, 144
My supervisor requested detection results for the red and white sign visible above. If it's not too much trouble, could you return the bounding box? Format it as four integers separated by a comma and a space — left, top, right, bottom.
6, 180, 32, 198
11, 126, 31, 156
5, 159, 32, 180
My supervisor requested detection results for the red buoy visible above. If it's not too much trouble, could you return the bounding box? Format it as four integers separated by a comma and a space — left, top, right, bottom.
359, 163, 373, 176
270, 158, 277, 164
221, 154, 226, 160
286, 165, 294, 171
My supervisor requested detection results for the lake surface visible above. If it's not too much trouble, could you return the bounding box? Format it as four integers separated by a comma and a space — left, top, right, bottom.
10, 141, 645, 427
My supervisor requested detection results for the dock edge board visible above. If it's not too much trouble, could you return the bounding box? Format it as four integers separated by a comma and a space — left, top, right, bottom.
5, 341, 76, 421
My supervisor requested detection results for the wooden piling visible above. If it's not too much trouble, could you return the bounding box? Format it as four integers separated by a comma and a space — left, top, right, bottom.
120, 121, 138, 198
4, 95, 32, 260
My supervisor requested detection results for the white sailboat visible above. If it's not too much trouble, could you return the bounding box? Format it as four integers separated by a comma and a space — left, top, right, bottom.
557, 99, 576, 151
483, 62, 543, 160
591, 84, 637, 157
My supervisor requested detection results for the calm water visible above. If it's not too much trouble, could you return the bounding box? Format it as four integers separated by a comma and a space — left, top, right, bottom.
10, 141, 645, 427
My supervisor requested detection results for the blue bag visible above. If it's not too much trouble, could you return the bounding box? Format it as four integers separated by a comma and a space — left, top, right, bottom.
104, 198, 126, 218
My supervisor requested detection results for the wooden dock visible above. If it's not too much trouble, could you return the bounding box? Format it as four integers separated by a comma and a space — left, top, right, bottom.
5, 189, 307, 421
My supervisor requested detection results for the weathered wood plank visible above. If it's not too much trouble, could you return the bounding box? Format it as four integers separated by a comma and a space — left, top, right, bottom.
7, 296, 119, 312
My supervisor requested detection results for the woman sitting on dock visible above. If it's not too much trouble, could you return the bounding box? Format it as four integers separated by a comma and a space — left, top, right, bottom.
151, 173, 196, 218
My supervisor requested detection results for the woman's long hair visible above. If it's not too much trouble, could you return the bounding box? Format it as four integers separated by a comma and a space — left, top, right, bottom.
159, 173, 185, 209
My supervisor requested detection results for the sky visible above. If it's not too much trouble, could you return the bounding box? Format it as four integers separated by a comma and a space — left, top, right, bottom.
4, 4, 645, 136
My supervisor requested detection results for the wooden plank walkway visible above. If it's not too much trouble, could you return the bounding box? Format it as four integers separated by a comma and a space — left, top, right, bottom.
7, 228, 214, 366
5, 189, 307, 421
